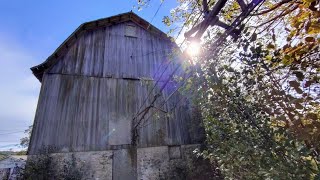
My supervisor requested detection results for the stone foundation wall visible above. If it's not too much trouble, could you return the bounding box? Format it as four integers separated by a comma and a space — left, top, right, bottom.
26, 144, 221, 180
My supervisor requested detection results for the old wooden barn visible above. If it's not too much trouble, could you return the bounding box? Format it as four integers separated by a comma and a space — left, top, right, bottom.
28, 12, 205, 179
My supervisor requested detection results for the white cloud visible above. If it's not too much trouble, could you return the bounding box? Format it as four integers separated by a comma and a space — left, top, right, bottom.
0, 34, 40, 150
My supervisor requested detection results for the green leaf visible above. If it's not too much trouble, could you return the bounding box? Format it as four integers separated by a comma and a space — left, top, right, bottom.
284, 54, 291, 60
162, 16, 171, 26
266, 55, 273, 61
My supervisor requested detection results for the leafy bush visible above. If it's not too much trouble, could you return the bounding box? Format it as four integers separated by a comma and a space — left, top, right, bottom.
20, 147, 85, 180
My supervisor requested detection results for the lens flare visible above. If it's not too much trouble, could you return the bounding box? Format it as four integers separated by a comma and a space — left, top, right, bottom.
186, 41, 201, 56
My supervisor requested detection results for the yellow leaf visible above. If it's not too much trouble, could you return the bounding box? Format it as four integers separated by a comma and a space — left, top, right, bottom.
308, 24, 320, 34
266, 55, 272, 61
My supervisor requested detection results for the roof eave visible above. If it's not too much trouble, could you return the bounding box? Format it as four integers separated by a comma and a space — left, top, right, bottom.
31, 12, 173, 82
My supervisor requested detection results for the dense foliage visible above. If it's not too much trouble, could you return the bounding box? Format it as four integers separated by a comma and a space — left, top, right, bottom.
138, 0, 320, 179
21, 147, 85, 180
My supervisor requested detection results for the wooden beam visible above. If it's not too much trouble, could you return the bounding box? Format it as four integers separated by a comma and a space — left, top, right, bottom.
184, 0, 228, 40
215, 19, 230, 29
211, 18, 242, 40
194, 16, 219, 39
203, 0, 209, 17
237, 0, 247, 11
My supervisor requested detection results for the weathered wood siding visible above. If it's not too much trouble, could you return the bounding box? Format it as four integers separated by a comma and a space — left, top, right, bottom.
48, 22, 182, 80
29, 21, 203, 154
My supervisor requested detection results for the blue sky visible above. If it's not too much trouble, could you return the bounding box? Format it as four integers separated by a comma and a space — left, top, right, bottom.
0, 0, 179, 151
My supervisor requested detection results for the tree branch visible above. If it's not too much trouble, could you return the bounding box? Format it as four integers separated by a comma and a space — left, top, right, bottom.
251, 0, 293, 16
203, 0, 209, 16
256, 4, 298, 28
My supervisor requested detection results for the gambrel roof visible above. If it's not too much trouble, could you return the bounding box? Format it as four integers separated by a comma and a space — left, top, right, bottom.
31, 12, 172, 82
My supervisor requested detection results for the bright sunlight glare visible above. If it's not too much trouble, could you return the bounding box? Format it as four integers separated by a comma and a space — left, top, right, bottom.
186, 41, 201, 57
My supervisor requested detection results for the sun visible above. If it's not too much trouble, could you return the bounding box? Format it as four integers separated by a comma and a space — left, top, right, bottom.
186, 41, 201, 57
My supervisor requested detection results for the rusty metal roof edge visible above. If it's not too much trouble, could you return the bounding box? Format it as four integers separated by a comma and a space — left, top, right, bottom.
31, 11, 173, 82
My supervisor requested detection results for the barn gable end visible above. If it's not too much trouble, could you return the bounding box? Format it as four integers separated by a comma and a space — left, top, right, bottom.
28, 12, 208, 180
31, 12, 174, 82
47, 21, 178, 80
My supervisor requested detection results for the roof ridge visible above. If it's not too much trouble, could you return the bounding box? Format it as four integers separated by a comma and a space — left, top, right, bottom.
31, 12, 172, 82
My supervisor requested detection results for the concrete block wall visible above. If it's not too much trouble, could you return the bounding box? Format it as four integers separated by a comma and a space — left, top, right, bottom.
27, 144, 221, 180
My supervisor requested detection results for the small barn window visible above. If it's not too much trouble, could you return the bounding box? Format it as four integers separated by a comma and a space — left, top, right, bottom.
125, 25, 137, 38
